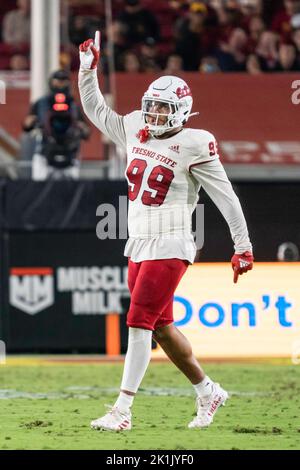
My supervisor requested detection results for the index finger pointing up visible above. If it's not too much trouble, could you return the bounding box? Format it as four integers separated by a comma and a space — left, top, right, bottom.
94, 31, 101, 50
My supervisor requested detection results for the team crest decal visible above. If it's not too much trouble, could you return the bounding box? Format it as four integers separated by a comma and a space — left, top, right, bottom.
9, 267, 54, 315
176, 86, 191, 99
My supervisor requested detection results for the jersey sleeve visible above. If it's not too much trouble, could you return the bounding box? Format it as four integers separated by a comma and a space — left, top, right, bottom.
186, 130, 220, 173
190, 158, 253, 254
78, 69, 127, 150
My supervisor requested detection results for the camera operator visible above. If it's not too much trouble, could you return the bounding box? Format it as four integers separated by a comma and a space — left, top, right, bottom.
23, 69, 90, 180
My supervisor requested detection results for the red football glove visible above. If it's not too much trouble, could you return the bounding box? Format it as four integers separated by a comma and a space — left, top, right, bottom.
79, 31, 101, 70
231, 251, 254, 284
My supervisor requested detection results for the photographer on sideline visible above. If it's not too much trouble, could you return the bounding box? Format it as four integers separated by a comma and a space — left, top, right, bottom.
23, 69, 90, 180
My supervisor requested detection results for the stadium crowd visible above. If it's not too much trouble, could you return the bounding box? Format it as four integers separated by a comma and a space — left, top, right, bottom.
0, 0, 300, 73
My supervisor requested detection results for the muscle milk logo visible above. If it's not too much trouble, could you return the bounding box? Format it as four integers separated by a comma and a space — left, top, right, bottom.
10, 268, 54, 315
57, 266, 129, 315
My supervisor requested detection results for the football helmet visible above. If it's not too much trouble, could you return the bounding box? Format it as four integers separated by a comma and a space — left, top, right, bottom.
141, 75, 194, 137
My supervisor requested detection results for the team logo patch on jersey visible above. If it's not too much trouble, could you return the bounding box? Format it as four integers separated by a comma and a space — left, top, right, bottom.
169, 144, 180, 154
9, 267, 54, 315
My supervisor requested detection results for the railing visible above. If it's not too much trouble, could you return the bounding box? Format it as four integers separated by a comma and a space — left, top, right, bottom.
0, 158, 128, 180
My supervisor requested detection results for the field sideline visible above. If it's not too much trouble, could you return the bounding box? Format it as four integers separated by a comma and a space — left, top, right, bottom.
0, 357, 299, 450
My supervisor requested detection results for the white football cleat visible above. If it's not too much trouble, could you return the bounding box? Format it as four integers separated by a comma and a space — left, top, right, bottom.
188, 383, 229, 429
91, 406, 132, 432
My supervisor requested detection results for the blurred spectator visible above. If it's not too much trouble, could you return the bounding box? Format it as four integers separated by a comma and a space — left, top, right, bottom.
209, 0, 223, 8
68, 12, 104, 48
246, 53, 262, 73
2, 0, 30, 46
163, 54, 184, 74
248, 14, 266, 44
262, 0, 283, 26
122, 51, 142, 72
271, 0, 300, 41
216, 6, 248, 71
239, 0, 263, 17
168, 0, 189, 13
278, 42, 300, 70
175, 2, 211, 70
199, 55, 220, 72
102, 21, 128, 73
247, 30, 280, 73
244, 14, 266, 57
291, 14, 300, 66
117, 0, 160, 47
139, 37, 162, 72
1, 0, 299, 75
9, 54, 29, 71
240, 0, 264, 34
69, 16, 92, 47
291, 11, 300, 28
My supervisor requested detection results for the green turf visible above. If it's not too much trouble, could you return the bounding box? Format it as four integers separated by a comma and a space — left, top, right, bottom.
0, 361, 299, 450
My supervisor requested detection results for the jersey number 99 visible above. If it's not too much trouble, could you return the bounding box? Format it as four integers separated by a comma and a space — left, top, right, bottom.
126, 158, 174, 206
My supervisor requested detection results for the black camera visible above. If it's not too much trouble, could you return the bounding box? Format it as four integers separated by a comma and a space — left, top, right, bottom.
43, 92, 82, 169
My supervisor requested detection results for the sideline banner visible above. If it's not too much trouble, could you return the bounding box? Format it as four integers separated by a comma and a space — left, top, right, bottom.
152, 263, 300, 359
4, 232, 129, 353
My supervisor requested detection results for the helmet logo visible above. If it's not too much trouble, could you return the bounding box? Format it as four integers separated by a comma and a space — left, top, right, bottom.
176, 86, 191, 99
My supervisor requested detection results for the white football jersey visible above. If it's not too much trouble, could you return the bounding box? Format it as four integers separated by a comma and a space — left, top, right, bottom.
79, 69, 252, 263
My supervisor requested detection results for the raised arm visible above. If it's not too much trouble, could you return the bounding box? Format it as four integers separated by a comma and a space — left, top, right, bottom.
78, 31, 127, 150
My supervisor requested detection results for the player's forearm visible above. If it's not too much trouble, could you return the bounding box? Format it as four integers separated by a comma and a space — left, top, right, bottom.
78, 69, 107, 130
222, 191, 252, 254
78, 68, 126, 149
191, 161, 252, 253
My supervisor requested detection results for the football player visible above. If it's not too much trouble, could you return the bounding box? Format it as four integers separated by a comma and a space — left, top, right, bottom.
79, 32, 254, 432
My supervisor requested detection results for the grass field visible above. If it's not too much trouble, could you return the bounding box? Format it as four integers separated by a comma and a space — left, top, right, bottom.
0, 359, 299, 450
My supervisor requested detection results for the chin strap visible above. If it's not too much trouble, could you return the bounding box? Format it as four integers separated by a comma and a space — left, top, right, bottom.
137, 113, 199, 142
137, 126, 150, 143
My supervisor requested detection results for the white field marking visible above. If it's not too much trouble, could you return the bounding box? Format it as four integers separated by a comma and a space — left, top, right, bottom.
0, 389, 91, 400
66, 386, 275, 397
0, 387, 274, 399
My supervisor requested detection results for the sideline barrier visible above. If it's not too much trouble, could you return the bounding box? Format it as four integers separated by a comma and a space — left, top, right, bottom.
1, 73, 299, 164
0, 180, 299, 355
